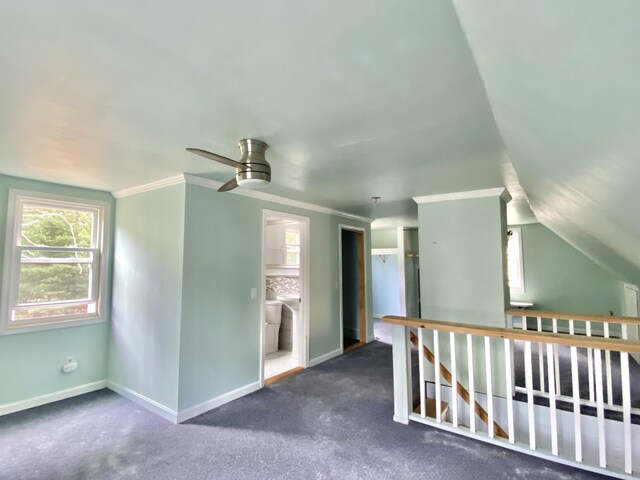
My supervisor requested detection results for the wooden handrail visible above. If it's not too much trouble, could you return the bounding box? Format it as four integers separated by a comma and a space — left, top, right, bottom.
505, 309, 640, 325
409, 331, 508, 439
382, 315, 640, 353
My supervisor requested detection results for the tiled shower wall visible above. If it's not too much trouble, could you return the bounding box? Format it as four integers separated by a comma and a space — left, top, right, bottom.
266, 275, 299, 299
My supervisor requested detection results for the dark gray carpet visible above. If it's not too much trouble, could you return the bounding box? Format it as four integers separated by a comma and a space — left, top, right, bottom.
0, 342, 606, 480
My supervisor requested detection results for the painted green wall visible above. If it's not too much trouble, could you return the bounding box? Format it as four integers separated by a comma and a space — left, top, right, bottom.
372, 255, 402, 318
419, 196, 509, 326
510, 223, 621, 316
418, 195, 509, 396
0, 174, 114, 405
177, 183, 372, 411
107, 184, 185, 411
371, 229, 397, 249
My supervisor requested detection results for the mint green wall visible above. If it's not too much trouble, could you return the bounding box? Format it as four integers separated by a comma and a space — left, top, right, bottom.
511, 223, 621, 316
0, 174, 114, 405
372, 255, 402, 318
107, 184, 185, 411
177, 184, 372, 411
178, 188, 261, 410
418, 195, 509, 396
419, 196, 509, 326
371, 229, 397, 249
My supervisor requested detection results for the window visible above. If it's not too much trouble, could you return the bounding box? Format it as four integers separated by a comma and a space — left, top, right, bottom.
507, 227, 524, 294
285, 226, 300, 266
1, 191, 109, 334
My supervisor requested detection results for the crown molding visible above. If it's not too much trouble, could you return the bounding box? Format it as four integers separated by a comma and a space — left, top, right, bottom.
413, 187, 511, 205
112, 175, 185, 199
183, 174, 372, 223
112, 173, 372, 223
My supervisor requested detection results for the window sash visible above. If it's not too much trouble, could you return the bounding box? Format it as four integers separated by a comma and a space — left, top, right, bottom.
507, 228, 525, 294
16, 198, 102, 249
13, 246, 101, 308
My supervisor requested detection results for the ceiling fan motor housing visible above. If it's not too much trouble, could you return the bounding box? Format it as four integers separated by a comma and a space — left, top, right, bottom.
236, 139, 270, 188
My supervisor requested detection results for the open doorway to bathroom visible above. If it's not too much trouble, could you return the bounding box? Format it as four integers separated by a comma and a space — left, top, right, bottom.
261, 210, 310, 386
339, 226, 367, 353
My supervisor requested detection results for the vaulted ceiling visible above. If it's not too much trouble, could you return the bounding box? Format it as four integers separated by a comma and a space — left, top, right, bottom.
1, 1, 638, 283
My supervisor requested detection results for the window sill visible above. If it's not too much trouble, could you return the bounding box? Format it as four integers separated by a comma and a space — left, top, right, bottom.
0, 315, 106, 336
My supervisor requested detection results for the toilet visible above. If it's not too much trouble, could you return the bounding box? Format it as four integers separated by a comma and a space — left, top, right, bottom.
264, 301, 283, 355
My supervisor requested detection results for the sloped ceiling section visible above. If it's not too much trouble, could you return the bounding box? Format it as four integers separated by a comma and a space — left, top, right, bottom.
453, 0, 640, 285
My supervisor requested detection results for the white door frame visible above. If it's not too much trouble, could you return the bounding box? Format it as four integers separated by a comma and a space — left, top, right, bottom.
338, 224, 369, 353
260, 209, 310, 386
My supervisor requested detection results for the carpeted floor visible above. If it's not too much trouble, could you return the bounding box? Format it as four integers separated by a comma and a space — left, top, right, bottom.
0, 342, 606, 480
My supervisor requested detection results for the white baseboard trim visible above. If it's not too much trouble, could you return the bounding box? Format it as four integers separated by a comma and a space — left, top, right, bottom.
176, 381, 261, 423
0, 380, 107, 417
107, 381, 178, 424
309, 347, 342, 367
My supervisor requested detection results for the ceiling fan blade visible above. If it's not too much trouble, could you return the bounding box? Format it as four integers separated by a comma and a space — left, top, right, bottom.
186, 148, 244, 169
218, 177, 238, 192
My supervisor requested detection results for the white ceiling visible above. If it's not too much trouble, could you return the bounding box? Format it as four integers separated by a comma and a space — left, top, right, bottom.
1, 1, 637, 282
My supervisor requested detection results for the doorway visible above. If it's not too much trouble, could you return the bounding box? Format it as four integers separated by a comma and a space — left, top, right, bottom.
340, 226, 367, 352
261, 210, 309, 386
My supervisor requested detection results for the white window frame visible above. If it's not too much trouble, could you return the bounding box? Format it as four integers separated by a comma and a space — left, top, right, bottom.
0, 190, 110, 335
507, 227, 525, 294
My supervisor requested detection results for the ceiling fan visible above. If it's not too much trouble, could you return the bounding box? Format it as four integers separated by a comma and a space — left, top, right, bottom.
186, 138, 270, 192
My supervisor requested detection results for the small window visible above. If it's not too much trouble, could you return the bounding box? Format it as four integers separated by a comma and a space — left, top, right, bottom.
285, 226, 300, 266
1, 191, 109, 334
507, 227, 524, 294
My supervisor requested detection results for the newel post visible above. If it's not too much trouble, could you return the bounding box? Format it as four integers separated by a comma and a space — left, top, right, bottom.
391, 323, 413, 424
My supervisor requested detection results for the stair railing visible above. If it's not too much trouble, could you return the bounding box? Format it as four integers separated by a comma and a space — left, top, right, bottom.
506, 309, 640, 416
384, 314, 640, 478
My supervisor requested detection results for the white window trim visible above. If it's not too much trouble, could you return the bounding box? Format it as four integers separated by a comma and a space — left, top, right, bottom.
0, 190, 111, 335
508, 227, 525, 295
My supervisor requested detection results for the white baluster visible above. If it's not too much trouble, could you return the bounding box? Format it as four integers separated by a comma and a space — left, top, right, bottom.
586, 321, 595, 402
622, 323, 629, 341
594, 349, 607, 468
546, 343, 558, 456
434, 330, 442, 424
485, 336, 494, 439
504, 338, 515, 444
604, 323, 613, 407
537, 316, 545, 393
450, 332, 458, 428
418, 328, 426, 418
467, 334, 476, 433
521, 315, 527, 331
524, 340, 536, 450
569, 319, 575, 336
552, 318, 561, 395
621, 350, 632, 474
570, 345, 582, 463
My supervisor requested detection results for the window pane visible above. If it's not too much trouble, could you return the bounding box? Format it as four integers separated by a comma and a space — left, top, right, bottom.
507, 230, 523, 291
19, 205, 94, 248
18, 251, 93, 303
285, 229, 299, 245
13, 302, 96, 322
286, 246, 300, 265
